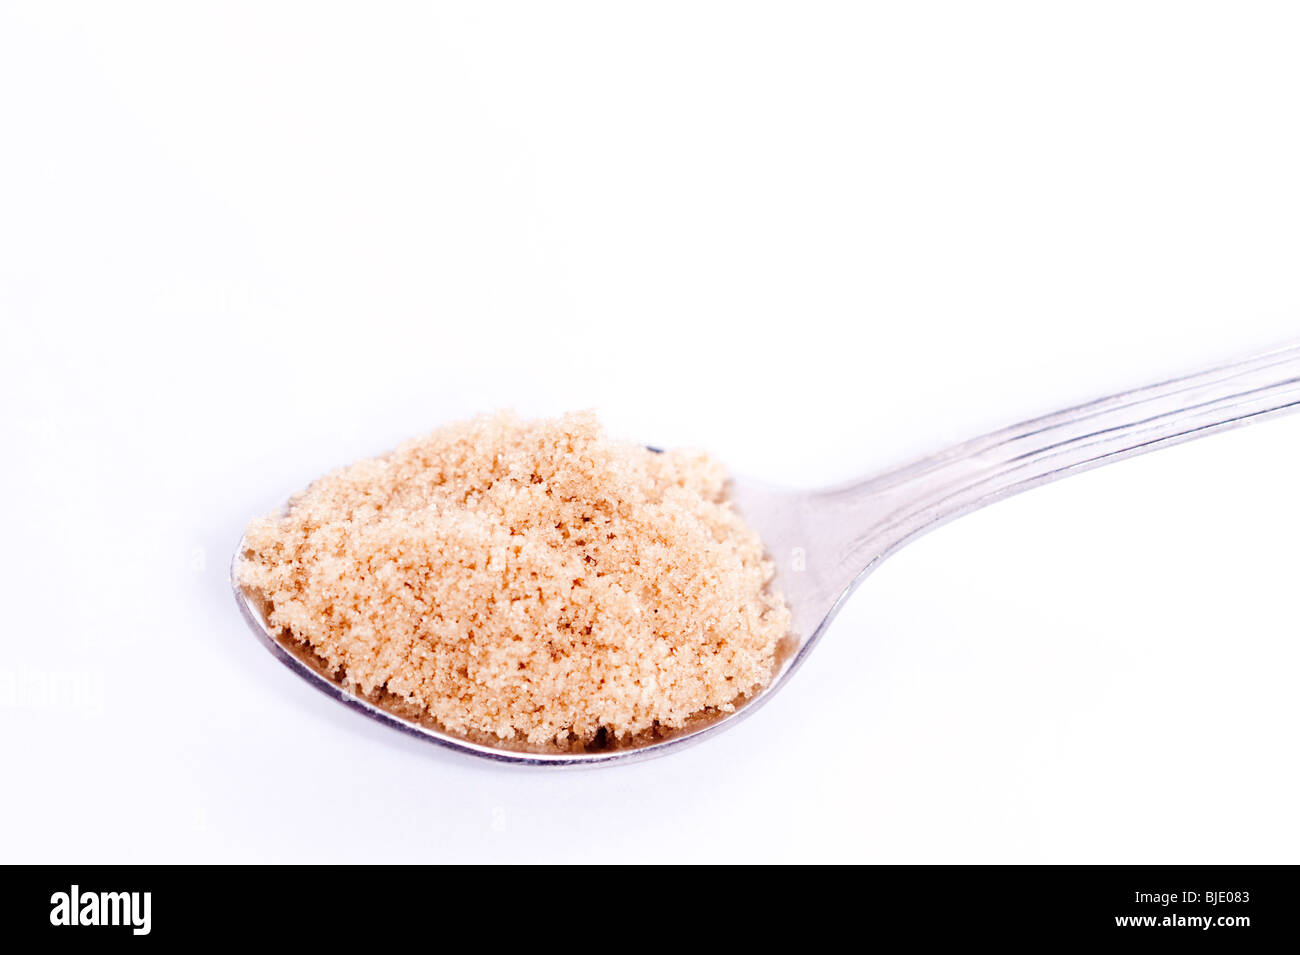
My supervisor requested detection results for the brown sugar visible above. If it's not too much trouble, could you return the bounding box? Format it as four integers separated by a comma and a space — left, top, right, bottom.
236, 411, 790, 746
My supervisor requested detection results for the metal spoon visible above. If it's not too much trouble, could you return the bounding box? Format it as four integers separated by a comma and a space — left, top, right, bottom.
232, 343, 1300, 765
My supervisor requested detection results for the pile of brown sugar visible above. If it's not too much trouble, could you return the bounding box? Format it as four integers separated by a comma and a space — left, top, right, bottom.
237, 411, 790, 746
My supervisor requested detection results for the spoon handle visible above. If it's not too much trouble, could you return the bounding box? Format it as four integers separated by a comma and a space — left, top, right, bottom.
819, 342, 1300, 572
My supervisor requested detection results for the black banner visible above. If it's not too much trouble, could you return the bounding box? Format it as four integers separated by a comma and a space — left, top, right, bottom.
6, 865, 1289, 943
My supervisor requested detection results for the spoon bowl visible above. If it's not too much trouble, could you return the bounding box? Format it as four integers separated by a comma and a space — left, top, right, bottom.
233, 342, 1300, 765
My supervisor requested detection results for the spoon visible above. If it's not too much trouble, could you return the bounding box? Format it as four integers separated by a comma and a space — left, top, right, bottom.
232, 342, 1300, 765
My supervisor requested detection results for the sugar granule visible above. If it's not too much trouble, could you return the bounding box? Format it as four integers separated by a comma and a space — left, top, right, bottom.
236, 411, 790, 746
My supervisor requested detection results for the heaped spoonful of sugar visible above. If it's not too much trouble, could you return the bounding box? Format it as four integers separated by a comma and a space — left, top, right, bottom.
236, 410, 789, 751
233, 343, 1300, 765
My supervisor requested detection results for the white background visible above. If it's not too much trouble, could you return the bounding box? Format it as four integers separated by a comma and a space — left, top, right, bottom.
2, 2, 1298, 863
